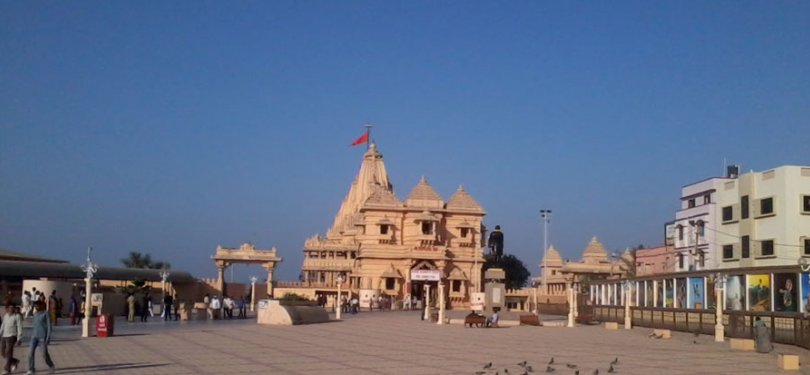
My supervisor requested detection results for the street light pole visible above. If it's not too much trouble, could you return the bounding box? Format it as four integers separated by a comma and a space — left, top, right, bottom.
540, 210, 552, 295
713, 273, 727, 342
80, 247, 98, 338
624, 280, 633, 329
159, 267, 170, 319
249, 276, 257, 312
336, 274, 345, 320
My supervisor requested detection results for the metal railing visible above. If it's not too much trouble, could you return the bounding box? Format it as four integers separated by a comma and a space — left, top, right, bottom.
592, 305, 810, 349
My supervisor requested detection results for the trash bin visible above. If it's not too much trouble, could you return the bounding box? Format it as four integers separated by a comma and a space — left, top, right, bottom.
96, 314, 114, 337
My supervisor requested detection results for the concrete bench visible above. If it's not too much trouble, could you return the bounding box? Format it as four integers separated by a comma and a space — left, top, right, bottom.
604, 322, 619, 330
777, 354, 800, 370
729, 338, 755, 351
519, 314, 541, 326
464, 314, 486, 328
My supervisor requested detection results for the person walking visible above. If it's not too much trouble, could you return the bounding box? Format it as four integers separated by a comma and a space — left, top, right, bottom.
140, 292, 151, 322
21, 292, 31, 319
238, 297, 247, 319
203, 294, 212, 320
27, 301, 55, 374
47, 291, 58, 326
0, 305, 22, 374
163, 293, 173, 321
173, 295, 181, 321
210, 296, 221, 320
68, 296, 79, 326
126, 293, 136, 322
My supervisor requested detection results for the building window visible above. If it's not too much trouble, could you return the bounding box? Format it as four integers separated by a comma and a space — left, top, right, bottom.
741, 196, 749, 219
803, 195, 810, 214
385, 278, 395, 290
722, 206, 733, 222
761, 240, 774, 256
742, 236, 750, 258
723, 245, 734, 259
704, 194, 711, 204
688, 199, 696, 208
697, 221, 705, 237
460, 227, 469, 238
760, 197, 774, 215
678, 253, 684, 269
452, 280, 462, 293
380, 224, 389, 235
698, 252, 705, 268
421, 222, 433, 235
805, 239, 810, 256
551, 270, 556, 275
678, 225, 684, 241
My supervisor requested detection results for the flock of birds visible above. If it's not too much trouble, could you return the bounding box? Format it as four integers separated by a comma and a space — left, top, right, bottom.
475, 357, 620, 375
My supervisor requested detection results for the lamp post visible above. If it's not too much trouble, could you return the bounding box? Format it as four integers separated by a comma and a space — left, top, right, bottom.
336, 274, 345, 320
249, 276, 257, 312
540, 210, 552, 295
80, 247, 98, 338
159, 267, 170, 319
712, 273, 727, 342
623, 280, 633, 329
566, 277, 575, 328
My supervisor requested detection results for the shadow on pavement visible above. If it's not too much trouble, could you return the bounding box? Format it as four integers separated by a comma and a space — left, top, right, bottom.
56, 362, 169, 373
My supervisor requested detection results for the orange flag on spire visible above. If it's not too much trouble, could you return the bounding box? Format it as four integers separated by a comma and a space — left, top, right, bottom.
350, 131, 369, 146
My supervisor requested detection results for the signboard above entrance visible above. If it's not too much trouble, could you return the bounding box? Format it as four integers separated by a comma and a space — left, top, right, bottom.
411, 270, 442, 281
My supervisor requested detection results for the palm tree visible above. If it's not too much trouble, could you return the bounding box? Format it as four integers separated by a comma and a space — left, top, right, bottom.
120, 251, 171, 269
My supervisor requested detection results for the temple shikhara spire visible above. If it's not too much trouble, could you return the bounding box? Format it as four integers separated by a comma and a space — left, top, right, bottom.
294, 143, 487, 309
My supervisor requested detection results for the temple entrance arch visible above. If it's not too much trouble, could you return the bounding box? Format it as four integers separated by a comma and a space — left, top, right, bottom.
211, 243, 283, 298
409, 260, 442, 306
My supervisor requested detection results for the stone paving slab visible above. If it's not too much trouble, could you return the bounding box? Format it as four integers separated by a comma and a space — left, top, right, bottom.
15, 311, 810, 374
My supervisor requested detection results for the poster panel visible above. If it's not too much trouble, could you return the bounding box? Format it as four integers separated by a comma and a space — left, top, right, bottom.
664, 279, 673, 308
747, 274, 771, 312
725, 275, 745, 311
688, 277, 704, 309
675, 278, 687, 308
774, 273, 797, 312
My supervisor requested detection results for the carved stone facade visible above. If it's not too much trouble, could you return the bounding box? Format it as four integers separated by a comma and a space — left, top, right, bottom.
298, 144, 486, 308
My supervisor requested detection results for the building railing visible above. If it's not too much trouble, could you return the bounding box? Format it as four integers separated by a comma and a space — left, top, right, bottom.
592, 305, 810, 349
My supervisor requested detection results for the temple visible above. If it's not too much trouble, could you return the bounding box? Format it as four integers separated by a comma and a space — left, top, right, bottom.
286, 144, 486, 308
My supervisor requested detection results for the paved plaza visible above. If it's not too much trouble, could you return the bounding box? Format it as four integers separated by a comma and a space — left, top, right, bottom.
24, 311, 810, 374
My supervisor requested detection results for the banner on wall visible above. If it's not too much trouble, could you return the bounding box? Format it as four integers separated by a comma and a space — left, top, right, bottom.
774, 273, 797, 312
725, 275, 745, 311
688, 277, 704, 309
748, 274, 771, 311
646, 282, 654, 307
706, 277, 716, 309
657, 281, 664, 307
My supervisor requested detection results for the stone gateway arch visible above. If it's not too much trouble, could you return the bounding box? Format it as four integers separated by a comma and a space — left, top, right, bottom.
211, 243, 282, 298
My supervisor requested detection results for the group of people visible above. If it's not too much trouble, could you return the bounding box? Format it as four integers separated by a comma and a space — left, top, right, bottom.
126, 291, 182, 322
202, 294, 247, 320
17, 288, 82, 327
1, 297, 57, 374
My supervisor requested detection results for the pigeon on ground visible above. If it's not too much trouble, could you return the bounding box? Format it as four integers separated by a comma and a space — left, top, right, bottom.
611, 357, 618, 366
484, 362, 493, 369
545, 366, 555, 373
475, 372, 486, 375
525, 365, 533, 372
548, 357, 555, 365
574, 371, 579, 375
566, 364, 577, 369
517, 361, 527, 367
608, 364, 616, 373
592, 369, 599, 375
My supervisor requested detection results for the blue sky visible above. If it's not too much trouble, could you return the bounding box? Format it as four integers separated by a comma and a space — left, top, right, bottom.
2, 2, 809, 282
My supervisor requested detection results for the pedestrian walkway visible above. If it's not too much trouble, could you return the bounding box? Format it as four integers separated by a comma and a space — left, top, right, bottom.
27, 311, 808, 374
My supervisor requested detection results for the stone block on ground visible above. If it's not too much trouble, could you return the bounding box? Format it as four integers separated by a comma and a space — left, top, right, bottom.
729, 338, 755, 351
605, 322, 619, 330
777, 353, 800, 370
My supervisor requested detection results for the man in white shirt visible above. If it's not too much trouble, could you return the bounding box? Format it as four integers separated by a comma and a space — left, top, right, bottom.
21, 292, 31, 319
210, 296, 221, 320
0, 305, 22, 373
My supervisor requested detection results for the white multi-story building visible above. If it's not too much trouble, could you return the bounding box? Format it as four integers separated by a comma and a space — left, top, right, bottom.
714, 165, 810, 269
672, 165, 810, 272
672, 176, 733, 272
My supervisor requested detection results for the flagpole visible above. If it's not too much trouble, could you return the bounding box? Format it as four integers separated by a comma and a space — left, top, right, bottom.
365, 124, 372, 150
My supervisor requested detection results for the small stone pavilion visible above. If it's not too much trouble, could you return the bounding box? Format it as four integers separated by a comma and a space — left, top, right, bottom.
286, 143, 487, 309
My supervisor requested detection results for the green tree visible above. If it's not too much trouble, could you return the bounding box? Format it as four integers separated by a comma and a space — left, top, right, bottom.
483, 254, 531, 289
